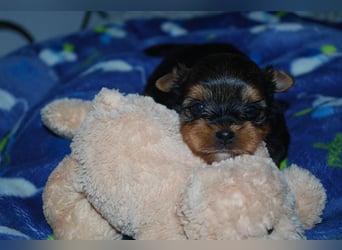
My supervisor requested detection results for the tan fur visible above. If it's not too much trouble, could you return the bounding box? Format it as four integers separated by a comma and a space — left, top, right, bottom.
273, 70, 295, 92
231, 122, 269, 155
241, 85, 262, 102
156, 73, 175, 92
180, 120, 268, 164
180, 119, 215, 163
187, 85, 206, 100
41, 88, 326, 240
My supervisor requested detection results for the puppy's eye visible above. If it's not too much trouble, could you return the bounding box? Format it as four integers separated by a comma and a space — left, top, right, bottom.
189, 102, 205, 117
244, 105, 261, 120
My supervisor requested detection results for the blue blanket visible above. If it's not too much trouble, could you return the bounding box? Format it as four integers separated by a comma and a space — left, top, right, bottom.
0, 11, 341, 240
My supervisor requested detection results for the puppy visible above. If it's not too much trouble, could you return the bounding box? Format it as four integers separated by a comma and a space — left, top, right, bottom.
143, 43, 294, 166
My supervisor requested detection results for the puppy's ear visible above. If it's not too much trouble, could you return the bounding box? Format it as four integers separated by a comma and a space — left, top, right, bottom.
264, 66, 294, 92
273, 69, 295, 92
156, 64, 189, 93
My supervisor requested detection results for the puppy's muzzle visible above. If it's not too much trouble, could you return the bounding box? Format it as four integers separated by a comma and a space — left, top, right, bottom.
215, 129, 235, 147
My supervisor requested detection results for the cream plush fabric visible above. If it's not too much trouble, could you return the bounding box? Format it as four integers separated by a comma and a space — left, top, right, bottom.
41, 88, 326, 239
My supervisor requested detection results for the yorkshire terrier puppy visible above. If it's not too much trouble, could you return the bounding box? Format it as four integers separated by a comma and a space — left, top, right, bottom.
143, 43, 294, 166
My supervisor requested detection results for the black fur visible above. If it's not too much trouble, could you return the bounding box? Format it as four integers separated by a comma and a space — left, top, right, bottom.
143, 43, 292, 166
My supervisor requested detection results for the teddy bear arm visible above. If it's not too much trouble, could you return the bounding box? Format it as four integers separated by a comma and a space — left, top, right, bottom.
179, 157, 311, 240
43, 156, 121, 239
283, 164, 327, 229
41, 99, 93, 139
178, 167, 264, 240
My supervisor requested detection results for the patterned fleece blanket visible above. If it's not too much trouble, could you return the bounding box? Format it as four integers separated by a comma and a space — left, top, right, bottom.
0, 11, 341, 240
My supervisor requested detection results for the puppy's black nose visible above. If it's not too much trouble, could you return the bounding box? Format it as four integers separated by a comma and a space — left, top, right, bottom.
216, 130, 234, 143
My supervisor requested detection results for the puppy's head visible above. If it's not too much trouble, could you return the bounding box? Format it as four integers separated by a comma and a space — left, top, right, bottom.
156, 53, 294, 164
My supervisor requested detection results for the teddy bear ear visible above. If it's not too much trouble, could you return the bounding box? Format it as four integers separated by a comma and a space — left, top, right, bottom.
41, 98, 93, 139
93, 88, 125, 111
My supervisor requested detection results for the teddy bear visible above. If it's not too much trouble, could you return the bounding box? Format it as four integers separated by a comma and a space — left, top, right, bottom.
41, 87, 327, 240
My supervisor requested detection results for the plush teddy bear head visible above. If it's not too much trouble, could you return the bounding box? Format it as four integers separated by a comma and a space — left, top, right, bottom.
41, 88, 326, 240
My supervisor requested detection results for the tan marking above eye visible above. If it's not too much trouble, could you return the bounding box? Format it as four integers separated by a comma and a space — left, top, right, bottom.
241, 85, 262, 102
187, 85, 206, 100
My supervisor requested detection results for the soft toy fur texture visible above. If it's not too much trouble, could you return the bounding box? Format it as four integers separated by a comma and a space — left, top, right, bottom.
41, 88, 326, 240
